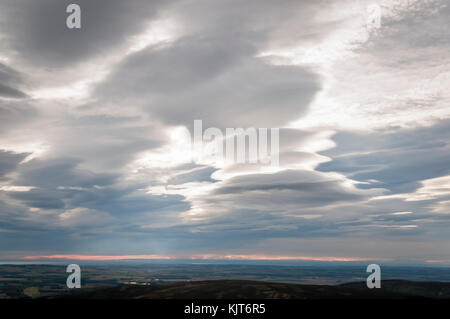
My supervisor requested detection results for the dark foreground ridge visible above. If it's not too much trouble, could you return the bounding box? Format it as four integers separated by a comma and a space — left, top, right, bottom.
48, 279, 450, 299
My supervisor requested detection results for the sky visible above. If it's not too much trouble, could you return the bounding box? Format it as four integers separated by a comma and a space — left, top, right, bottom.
0, 0, 449, 265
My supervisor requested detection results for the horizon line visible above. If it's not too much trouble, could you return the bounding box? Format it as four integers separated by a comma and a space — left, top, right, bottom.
19, 254, 390, 262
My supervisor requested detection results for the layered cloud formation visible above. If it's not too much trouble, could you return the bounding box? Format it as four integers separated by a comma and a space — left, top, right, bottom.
0, 0, 449, 263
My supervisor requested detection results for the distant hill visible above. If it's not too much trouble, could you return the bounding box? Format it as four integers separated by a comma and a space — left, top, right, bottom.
48, 280, 450, 299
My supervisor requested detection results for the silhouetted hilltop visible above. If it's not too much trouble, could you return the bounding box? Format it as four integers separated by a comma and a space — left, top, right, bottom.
340, 279, 450, 299
48, 279, 450, 299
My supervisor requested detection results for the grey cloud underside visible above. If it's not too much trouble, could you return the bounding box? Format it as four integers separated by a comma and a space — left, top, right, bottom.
0, 0, 170, 68
0, 63, 22, 84
213, 170, 364, 204
93, 0, 325, 128
8, 156, 188, 213
14, 157, 117, 188
0, 64, 36, 132
0, 63, 28, 98
318, 120, 450, 194
0, 0, 330, 69
42, 114, 166, 171
0, 155, 190, 256
0, 150, 29, 181
0, 145, 416, 254
0, 84, 27, 98
96, 38, 321, 128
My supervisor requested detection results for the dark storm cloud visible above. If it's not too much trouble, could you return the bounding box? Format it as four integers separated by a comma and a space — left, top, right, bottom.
0, 0, 169, 68
318, 120, 450, 194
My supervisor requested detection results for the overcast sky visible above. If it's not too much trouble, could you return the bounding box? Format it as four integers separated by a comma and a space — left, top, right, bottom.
0, 0, 449, 264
